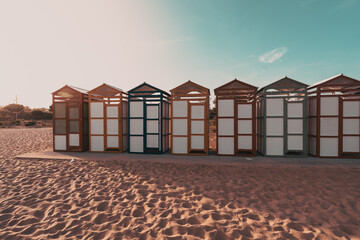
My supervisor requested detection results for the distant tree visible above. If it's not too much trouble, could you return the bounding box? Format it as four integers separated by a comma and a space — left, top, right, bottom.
0, 109, 10, 117
4, 104, 24, 114
3, 104, 24, 120
43, 112, 52, 120
31, 110, 44, 120
23, 106, 32, 112
17, 111, 32, 120
209, 107, 216, 120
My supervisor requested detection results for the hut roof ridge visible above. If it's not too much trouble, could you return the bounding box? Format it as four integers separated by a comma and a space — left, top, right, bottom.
307, 73, 360, 89
170, 80, 210, 95
258, 76, 308, 93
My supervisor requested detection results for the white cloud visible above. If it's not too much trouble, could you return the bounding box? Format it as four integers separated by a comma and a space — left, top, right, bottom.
259, 47, 288, 63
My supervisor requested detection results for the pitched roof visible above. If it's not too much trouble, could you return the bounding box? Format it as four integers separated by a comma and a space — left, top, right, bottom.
308, 74, 360, 90
52, 85, 88, 95
214, 79, 257, 95
128, 82, 169, 96
170, 80, 210, 95
258, 76, 308, 93
88, 83, 123, 95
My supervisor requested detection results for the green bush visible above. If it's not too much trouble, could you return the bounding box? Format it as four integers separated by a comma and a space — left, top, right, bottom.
24, 121, 36, 127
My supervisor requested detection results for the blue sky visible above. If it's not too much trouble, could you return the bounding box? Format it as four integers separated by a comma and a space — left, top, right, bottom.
0, 0, 359, 108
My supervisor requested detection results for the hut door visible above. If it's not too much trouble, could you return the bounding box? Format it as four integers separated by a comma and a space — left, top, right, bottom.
54, 102, 67, 151
237, 102, 254, 155
189, 103, 206, 154
341, 99, 360, 156
172, 100, 188, 154
145, 104, 160, 153
217, 99, 235, 155
105, 104, 120, 151
90, 102, 105, 152
319, 96, 339, 157
68, 105, 81, 150
129, 101, 144, 153
286, 101, 305, 154
265, 98, 284, 156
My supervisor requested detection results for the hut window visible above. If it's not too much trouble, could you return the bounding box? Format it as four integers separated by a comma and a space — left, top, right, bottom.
54, 120, 66, 134
69, 107, 79, 119
69, 120, 80, 133
54, 103, 66, 118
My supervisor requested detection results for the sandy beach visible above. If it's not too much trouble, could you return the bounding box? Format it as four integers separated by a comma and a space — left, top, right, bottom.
0, 128, 359, 239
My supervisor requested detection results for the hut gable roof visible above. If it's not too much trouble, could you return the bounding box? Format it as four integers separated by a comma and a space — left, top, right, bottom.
88, 83, 123, 96
214, 79, 257, 95
308, 74, 360, 90
170, 80, 210, 95
259, 76, 308, 93
128, 82, 169, 96
52, 85, 88, 96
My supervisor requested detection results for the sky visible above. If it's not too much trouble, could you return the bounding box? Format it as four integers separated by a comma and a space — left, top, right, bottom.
0, 0, 359, 108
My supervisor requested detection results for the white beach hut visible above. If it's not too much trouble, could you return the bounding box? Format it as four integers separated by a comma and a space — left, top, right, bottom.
214, 79, 258, 156
52, 85, 89, 152
88, 83, 128, 152
308, 74, 360, 158
170, 81, 210, 155
128, 83, 171, 154
257, 77, 308, 157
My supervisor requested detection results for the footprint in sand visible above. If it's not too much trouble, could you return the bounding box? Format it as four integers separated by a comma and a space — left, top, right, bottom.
202, 202, 215, 211
209, 229, 228, 240
286, 221, 304, 232
162, 226, 173, 236
156, 218, 168, 228
181, 202, 192, 208
118, 216, 131, 227
211, 212, 222, 221
96, 201, 109, 211
20, 225, 36, 235
0, 213, 12, 222
160, 210, 171, 218
17, 217, 38, 226
186, 216, 201, 225
7, 219, 19, 227
187, 226, 206, 238
131, 208, 144, 218
243, 213, 260, 221
93, 213, 107, 225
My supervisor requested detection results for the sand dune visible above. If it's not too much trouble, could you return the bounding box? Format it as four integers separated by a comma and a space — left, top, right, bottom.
0, 128, 359, 239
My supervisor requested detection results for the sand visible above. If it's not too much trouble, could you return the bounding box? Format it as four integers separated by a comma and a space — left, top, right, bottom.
0, 128, 360, 239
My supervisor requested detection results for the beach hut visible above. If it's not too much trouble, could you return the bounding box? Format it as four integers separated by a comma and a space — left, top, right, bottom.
170, 81, 210, 155
257, 77, 308, 157
307, 74, 360, 158
88, 84, 128, 152
52, 85, 89, 152
128, 82, 170, 153
214, 79, 257, 156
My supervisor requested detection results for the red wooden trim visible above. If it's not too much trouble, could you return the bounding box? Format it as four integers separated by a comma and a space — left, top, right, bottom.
339, 97, 343, 157
316, 89, 320, 157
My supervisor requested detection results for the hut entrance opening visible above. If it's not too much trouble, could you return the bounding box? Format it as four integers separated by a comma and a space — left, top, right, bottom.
128, 83, 170, 154
215, 79, 257, 156
171, 81, 210, 155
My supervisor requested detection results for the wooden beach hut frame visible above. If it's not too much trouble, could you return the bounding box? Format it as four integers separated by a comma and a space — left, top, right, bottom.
52, 85, 89, 152
307, 74, 360, 158
170, 81, 210, 155
214, 79, 257, 156
128, 83, 170, 154
88, 84, 128, 153
256, 77, 308, 157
